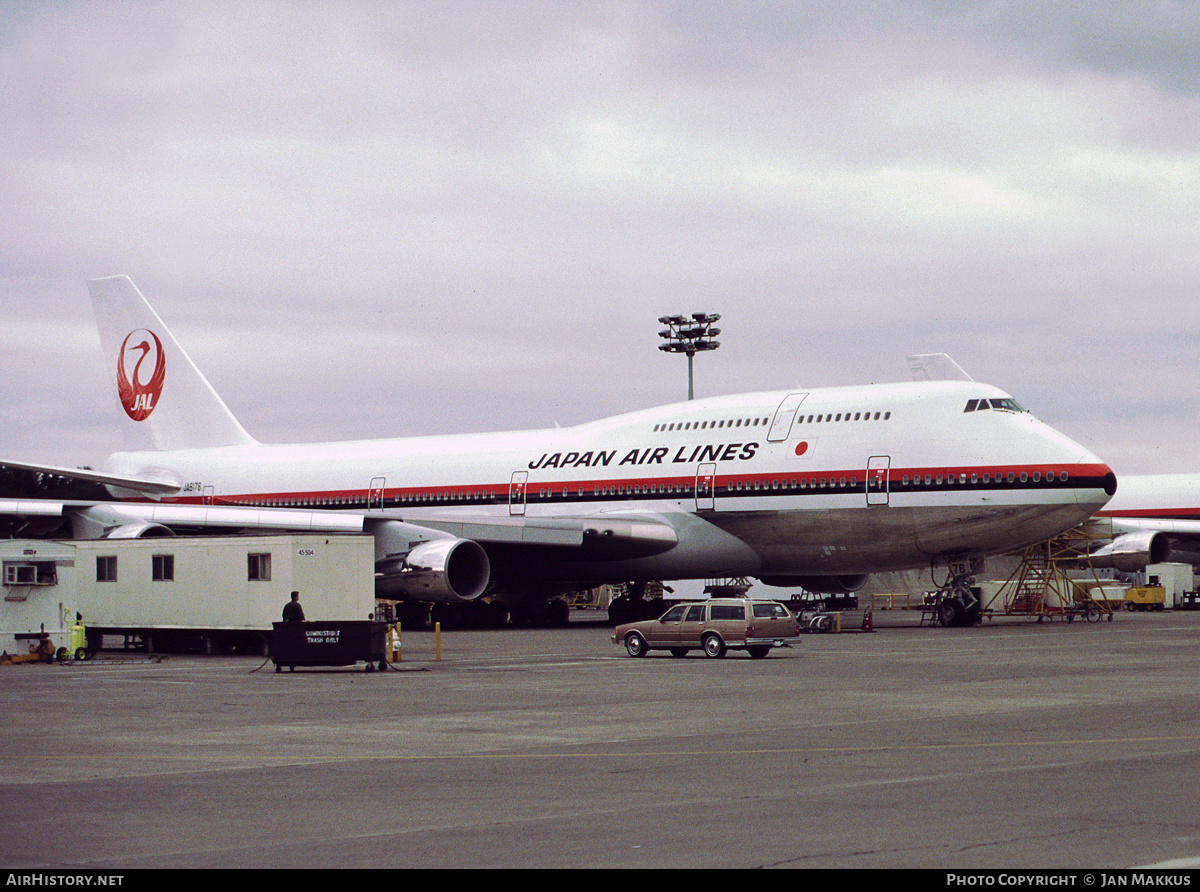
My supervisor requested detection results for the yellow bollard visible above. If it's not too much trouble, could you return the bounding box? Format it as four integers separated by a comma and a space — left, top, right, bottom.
435, 622, 442, 662
390, 622, 402, 663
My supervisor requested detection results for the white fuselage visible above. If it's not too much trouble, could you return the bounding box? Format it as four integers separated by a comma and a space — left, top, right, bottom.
101, 380, 1115, 586
1101, 474, 1200, 523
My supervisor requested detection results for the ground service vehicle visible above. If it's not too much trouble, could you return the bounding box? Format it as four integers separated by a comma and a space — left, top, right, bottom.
613, 598, 801, 658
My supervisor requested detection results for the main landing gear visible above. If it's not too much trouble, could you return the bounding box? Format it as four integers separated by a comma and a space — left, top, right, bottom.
932, 559, 983, 628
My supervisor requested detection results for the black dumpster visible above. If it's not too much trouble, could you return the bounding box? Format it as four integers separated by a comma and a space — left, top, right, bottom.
271, 621, 389, 672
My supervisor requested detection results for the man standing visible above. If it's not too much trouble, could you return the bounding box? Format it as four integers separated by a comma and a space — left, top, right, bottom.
282, 590, 305, 622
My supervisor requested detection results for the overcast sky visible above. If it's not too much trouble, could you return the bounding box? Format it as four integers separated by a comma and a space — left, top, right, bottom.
2, 1, 1198, 476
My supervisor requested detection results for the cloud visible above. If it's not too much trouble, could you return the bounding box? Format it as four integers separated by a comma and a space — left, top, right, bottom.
2, 1, 1198, 475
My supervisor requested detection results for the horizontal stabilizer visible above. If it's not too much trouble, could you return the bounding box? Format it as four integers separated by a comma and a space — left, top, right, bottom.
0, 458, 181, 496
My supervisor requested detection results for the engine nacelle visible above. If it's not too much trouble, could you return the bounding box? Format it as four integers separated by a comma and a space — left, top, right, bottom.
375, 538, 491, 603
1088, 531, 1171, 572
103, 522, 175, 539
757, 573, 870, 594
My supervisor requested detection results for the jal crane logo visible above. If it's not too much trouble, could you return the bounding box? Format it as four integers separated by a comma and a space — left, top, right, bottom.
117, 329, 166, 421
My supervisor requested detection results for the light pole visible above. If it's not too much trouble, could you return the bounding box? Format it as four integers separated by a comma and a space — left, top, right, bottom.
658, 313, 721, 400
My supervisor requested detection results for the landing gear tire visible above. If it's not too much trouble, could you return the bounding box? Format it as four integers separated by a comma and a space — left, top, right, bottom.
669, 648, 689, 658
747, 646, 770, 659
937, 594, 981, 628
547, 598, 570, 627
937, 599, 963, 628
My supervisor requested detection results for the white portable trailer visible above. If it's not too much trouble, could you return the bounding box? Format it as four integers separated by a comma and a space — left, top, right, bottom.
1, 540, 80, 661
70, 534, 375, 654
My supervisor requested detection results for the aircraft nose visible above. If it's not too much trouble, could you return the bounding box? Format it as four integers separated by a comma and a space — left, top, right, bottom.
1102, 466, 1118, 498
1076, 452, 1117, 503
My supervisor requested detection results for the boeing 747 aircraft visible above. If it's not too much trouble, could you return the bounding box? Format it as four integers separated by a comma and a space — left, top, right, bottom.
1, 276, 1116, 624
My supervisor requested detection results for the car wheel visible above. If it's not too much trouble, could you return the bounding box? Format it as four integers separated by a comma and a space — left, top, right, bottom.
625, 632, 649, 658
669, 647, 689, 658
746, 645, 770, 658
702, 634, 726, 659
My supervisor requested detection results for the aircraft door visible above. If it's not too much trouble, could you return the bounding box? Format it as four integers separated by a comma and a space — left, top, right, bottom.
369, 477, 386, 511
202, 485, 214, 506
866, 456, 890, 506
767, 393, 809, 442
696, 463, 716, 511
509, 471, 528, 516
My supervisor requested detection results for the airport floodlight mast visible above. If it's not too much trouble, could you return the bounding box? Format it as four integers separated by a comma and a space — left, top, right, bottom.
658, 313, 721, 400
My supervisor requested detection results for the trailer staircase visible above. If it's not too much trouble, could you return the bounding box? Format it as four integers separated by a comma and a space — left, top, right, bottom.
988, 521, 1115, 623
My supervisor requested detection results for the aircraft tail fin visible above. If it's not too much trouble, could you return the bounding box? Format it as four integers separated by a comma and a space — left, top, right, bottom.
89, 276, 258, 452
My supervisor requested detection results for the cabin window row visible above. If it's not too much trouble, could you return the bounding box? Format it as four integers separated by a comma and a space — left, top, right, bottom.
653, 416, 769, 433
536, 482, 697, 498
900, 471, 1069, 486
399, 491, 497, 504
733, 477, 858, 491
796, 411, 891, 424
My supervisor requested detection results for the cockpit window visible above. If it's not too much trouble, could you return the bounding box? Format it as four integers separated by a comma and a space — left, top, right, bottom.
964, 397, 1027, 413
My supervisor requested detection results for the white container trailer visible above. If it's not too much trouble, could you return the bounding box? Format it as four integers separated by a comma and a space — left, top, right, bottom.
1, 540, 79, 661
1145, 563, 1195, 608
71, 534, 375, 654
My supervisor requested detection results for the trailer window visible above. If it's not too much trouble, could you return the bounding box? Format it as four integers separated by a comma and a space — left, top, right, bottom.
152, 554, 174, 581
96, 556, 117, 582
248, 553, 272, 581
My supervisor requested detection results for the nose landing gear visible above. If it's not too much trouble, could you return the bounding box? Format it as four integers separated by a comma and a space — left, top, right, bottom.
932, 559, 983, 627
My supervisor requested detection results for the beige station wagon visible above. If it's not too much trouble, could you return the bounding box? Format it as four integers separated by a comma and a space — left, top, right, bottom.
612, 598, 802, 659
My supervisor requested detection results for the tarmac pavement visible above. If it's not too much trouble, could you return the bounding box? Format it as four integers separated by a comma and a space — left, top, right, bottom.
2, 608, 1200, 869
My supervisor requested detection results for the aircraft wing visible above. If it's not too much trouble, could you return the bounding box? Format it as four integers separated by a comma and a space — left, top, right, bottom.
0, 495, 677, 554
0, 499, 69, 519
403, 512, 679, 553
1111, 517, 1200, 544
1, 458, 181, 496
0, 499, 366, 534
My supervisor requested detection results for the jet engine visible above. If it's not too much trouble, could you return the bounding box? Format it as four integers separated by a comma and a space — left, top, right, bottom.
757, 573, 870, 594
1088, 531, 1171, 572
102, 522, 175, 538
374, 537, 491, 603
